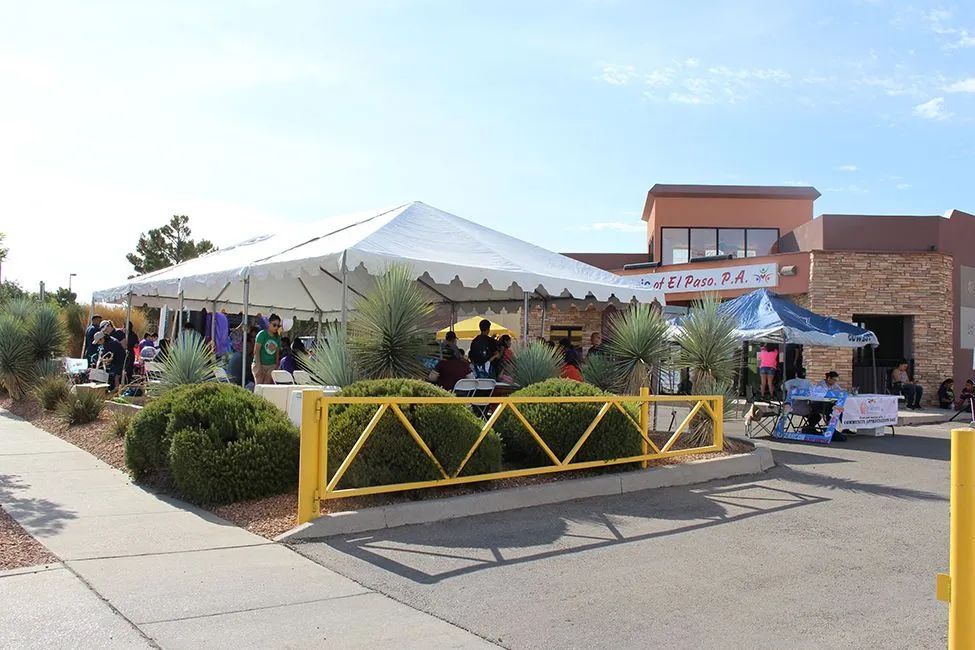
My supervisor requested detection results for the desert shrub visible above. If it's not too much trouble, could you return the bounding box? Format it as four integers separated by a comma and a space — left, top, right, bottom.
327, 378, 502, 489
496, 378, 642, 467
0, 300, 68, 400
126, 382, 300, 505
508, 341, 562, 388
125, 388, 183, 479
153, 331, 217, 393
110, 410, 133, 438
34, 375, 71, 411
57, 390, 105, 425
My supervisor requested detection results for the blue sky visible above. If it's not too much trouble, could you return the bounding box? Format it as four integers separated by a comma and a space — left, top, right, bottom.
1, 1, 973, 300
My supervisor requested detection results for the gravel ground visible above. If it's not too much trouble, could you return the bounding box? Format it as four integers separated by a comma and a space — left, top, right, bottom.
0, 505, 57, 571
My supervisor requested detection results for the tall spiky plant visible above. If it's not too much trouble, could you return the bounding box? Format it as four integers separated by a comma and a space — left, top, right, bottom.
349, 264, 433, 380
0, 315, 32, 399
605, 303, 671, 394
153, 330, 217, 394
303, 322, 361, 388
27, 303, 67, 361
508, 340, 563, 387
673, 293, 742, 450
581, 352, 620, 393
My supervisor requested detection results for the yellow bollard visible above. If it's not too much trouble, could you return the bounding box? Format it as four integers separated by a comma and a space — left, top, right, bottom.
640, 386, 650, 469
296, 389, 324, 525
939, 428, 975, 649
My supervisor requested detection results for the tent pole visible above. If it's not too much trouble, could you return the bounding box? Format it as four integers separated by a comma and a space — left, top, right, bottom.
450, 303, 457, 330
124, 293, 132, 383
340, 252, 348, 331
540, 299, 547, 341
316, 311, 322, 345
242, 279, 250, 388
85, 297, 95, 358
176, 290, 184, 340
872, 344, 878, 394
522, 292, 530, 343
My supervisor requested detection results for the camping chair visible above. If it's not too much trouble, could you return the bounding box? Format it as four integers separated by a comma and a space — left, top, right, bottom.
783, 398, 815, 434
292, 369, 313, 385
744, 399, 782, 438
271, 370, 294, 385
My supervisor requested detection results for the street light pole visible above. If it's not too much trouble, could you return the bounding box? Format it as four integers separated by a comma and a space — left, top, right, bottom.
68, 273, 77, 295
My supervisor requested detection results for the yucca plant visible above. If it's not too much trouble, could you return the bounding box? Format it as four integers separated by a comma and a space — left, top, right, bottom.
27, 303, 67, 360
304, 322, 361, 388
153, 331, 217, 393
509, 340, 563, 387
57, 390, 105, 425
581, 352, 620, 393
673, 294, 742, 450
0, 315, 32, 400
349, 264, 433, 380
34, 375, 72, 410
605, 303, 671, 394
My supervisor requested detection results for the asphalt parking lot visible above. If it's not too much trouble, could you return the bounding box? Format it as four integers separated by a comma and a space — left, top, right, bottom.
294, 423, 954, 649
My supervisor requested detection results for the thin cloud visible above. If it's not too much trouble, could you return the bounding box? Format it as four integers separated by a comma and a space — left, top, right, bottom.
896, 183, 912, 190
600, 64, 636, 86
583, 221, 646, 233
836, 164, 858, 172
913, 97, 951, 120
945, 78, 975, 93
924, 9, 975, 49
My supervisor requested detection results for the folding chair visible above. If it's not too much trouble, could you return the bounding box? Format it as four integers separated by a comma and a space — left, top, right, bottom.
271, 370, 294, 385
744, 400, 782, 438
948, 397, 975, 426
783, 398, 815, 434
453, 378, 478, 398
292, 369, 313, 385
473, 378, 497, 419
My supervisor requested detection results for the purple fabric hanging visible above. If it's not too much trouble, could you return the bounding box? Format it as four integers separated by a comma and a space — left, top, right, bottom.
214, 312, 230, 356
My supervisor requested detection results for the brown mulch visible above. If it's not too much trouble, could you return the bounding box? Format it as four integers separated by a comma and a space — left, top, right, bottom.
3, 394, 754, 541
0, 505, 58, 571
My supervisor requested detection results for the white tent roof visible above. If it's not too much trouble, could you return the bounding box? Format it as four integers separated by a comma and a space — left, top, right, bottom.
95, 202, 664, 316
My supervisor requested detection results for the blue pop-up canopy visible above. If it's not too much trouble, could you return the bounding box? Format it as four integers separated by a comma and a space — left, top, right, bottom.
680, 288, 879, 348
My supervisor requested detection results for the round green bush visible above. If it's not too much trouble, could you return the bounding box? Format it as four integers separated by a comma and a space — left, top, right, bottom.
125, 387, 183, 480
327, 378, 503, 489
496, 378, 642, 467
125, 383, 299, 505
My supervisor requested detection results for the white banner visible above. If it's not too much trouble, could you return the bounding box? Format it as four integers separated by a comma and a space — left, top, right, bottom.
841, 395, 899, 428
635, 263, 778, 293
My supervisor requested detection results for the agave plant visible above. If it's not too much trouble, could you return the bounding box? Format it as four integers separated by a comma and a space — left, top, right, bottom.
673, 294, 742, 450
605, 303, 671, 394
349, 263, 433, 380
27, 303, 67, 360
581, 352, 620, 393
509, 340, 563, 387
153, 331, 217, 393
303, 322, 361, 388
0, 315, 33, 400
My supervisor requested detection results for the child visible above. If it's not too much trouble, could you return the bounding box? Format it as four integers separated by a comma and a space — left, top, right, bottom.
959, 379, 975, 410
757, 343, 779, 399
938, 378, 955, 409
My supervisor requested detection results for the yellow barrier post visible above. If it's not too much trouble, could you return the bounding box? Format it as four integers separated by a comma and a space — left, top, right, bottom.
640, 386, 650, 468
713, 396, 724, 451
297, 389, 324, 525
939, 428, 975, 648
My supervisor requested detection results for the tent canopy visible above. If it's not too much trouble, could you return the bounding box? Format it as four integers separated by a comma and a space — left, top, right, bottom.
676, 288, 878, 348
437, 317, 514, 341
94, 202, 664, 317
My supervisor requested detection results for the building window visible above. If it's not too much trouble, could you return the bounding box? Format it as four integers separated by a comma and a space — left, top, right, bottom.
661, 226, 780, 264
662, 228, 690, 265
718, 228, 746, 258
745, 228, 779, 257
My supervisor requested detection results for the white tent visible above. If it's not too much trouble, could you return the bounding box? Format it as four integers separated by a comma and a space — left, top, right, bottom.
95, 202, 664, 385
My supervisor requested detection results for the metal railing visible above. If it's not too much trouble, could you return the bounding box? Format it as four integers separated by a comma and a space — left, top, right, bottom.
296, 388, 724, 524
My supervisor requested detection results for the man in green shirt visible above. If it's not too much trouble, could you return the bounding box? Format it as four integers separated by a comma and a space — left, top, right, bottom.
253, 313, 282, 385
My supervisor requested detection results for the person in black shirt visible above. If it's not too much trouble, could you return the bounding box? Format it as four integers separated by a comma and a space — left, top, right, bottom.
468, 319, 500, 378
83, 314, 102, 364
93, 330, 126, 390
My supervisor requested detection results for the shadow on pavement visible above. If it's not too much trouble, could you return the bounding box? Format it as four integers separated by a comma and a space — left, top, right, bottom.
0, 474, 77, 535
316, 481, 828, 584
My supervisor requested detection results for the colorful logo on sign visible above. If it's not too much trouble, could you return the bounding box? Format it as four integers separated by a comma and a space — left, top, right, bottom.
754, 267, 772, 283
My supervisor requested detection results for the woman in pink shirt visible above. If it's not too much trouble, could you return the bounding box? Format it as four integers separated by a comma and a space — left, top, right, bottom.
757, 343, 780, 399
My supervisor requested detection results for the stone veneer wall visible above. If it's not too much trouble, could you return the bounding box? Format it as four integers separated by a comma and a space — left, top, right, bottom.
802, 250, 953, 405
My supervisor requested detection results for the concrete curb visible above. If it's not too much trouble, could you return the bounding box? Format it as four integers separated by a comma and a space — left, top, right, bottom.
278, 445, 775, 542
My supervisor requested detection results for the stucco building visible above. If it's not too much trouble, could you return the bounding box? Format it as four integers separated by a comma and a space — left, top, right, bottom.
559, 184, 975, 404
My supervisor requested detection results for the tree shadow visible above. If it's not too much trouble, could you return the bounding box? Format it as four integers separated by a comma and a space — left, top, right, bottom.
838, 433, 950, 462
0, 474, 78, 536
302, 480, 828, 585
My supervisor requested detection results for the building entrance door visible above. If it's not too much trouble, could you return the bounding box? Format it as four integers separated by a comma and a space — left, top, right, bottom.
853, 314, 913, 392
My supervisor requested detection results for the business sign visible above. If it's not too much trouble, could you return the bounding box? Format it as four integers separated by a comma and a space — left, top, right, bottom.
840, 395, 899, 428
636, 263, 778, 294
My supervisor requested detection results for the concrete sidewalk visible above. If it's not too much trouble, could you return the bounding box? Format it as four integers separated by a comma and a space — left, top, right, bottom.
0, 410, 494, 649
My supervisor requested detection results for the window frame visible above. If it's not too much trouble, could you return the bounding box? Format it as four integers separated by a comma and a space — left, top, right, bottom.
659, 226, 780, 264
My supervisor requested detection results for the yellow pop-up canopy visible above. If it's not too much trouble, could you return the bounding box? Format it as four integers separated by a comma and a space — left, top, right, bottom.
436, 316, 514, 341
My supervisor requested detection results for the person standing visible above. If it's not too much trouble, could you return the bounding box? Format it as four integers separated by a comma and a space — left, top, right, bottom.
83, 314, 102, 364
757, 343, 780, 399
93, 330, 125, 391
252, 314, 282, 385
468, 319, 499, 379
